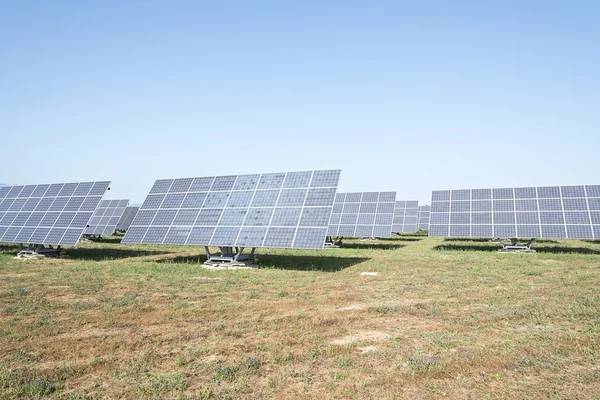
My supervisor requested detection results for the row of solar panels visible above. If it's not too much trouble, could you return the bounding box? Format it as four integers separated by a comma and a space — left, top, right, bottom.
90, 182, 600, 241
121, 171, 408, 249
3, 170, 598, 248
0, 171, 421, 249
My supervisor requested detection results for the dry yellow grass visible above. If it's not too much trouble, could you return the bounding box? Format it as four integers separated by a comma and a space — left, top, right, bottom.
1, 236, 599, 399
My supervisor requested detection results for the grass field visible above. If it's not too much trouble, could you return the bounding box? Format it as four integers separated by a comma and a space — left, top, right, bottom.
1, 236, 600, 399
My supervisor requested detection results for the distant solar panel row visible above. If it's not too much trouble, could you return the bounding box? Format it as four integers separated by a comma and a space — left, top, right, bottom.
328, 192, 396, 238
0, 182, 110, 246
122, 170, 341, 249
84, 199, 129, 235
392, 201, 419, 233
417, 205, 431, 231
429, 185, 600, 239
116, 206, 139, 232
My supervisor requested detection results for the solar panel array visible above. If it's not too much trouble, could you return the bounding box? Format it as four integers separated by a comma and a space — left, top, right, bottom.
0, 181, 111, 246
84, 199, 129, 235
392, 201, 419, 233
116, 206, 139, 232
328, 192, 396, 238
417, 205, 431, 231
429, 185, 600, 239
121, 170, 341, 249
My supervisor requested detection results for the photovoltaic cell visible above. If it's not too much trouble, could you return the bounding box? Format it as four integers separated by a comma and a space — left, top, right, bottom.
429, 185, 600, 239
328, 192, 396, 238
0, 181, 110, 246
122, 170, 341, 249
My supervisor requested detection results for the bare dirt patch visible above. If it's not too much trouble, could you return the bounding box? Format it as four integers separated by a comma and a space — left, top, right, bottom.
152, 292, 174, 298
337, 304, 366, 311
357, 345, 379, 354
335, 299, 435, 312
330, 331, 390, 345
0, 272, 38, 278
540, 259, 559, 264
55, 327, 131, 340
191, 276, 224, 281
52, 294, 97, 304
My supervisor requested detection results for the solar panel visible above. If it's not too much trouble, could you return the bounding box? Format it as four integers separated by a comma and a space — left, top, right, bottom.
392, 201, 419, 233
417, 205, 431, 231
121, 170, 341, 249
116, 206, 139, 232
429, 185, 600, 239
328, 192, 396, 238
84, 199, 129, 235
0, 181, 111, 246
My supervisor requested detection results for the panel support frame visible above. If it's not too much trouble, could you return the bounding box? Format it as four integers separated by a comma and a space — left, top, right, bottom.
81, 234, 102, 242
203, 246, 257, 266
16, 244, 62, 259
324, 236, 343, 248
496, 238, 536, 253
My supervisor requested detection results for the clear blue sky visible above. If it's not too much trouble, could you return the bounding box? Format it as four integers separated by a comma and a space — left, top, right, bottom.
1, 1, 598, 205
